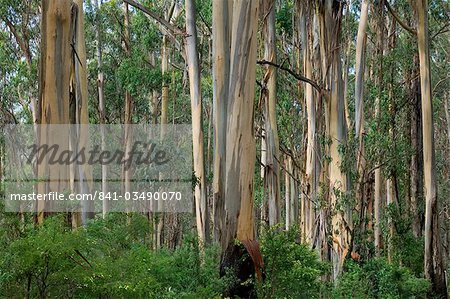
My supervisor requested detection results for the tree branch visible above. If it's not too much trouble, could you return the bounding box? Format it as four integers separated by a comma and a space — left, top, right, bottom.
3, 18, 32, 67
384, 1, 416, 36
257, 60, 322, 93
123, 0, 184, 36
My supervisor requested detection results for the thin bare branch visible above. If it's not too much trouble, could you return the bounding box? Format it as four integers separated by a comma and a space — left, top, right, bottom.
257, 60, 322, 93
384, 1, 416, 36
123, 0, 184, 35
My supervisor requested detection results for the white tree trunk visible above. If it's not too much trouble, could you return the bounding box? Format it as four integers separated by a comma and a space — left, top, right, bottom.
354, 0, 369, 138
93, 0, 108, 218
185, 0, 208, 245
417, 0, 447, 295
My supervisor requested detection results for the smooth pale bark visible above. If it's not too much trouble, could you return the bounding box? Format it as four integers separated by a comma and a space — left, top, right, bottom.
354, 1, 369, 215
285, 157, 291, 229
261, 129, 268, 226
212, 0, 230, 244
301, 0, 317, 243
185, 0, 208, 245
223, 0, 259, 250
92, 0, 108, 218
417, 0, 447, 295
38, 0, 73, 224
262, 0, 281, 226
73, 0, 93, 225
354, 0, 369, 138
122, 3, 133, 224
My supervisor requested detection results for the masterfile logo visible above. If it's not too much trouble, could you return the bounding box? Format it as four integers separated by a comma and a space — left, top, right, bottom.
2, 124, 193, 213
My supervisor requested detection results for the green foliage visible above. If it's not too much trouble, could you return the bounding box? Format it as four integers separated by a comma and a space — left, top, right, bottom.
333, 259, 430, 299
0, 214, 224, 298
258, 226, 328, 299
276, 0, 294, 36
116, 53, 164, 97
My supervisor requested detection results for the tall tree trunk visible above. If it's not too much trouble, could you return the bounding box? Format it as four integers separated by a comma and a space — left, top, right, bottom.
212, 0, 230, 245
410, 55, 422, 238
416, 0, 447, 295
73, 0, 93, 225
93, 0, 108, 218
185, 0, 209, 245
156, 8, 171, 250
262, 0, 281, 226
385, 16, 397, 263
301, 0, 318, 244
37, 0, 73, 224
354, 0, 369, 210
354, 0, 368, 140
122, 3, 133, 220
223, 0, 259, 249
220, 2, 260, 297
354, 0, 369, 255
222, 3, 260, 289
317, 0, 349, 279
373, 0, 385, 255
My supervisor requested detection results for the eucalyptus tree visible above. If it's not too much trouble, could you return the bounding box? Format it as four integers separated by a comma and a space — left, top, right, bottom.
212, 0, 230, 244
185, 0, 208, 245
416, 0, 447, 295
262, 0, 281, 226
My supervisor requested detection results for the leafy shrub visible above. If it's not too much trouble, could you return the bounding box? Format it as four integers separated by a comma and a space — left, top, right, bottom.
0, 214, 224, 298
258, 226, 328, 298
333, 258, 430, 299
